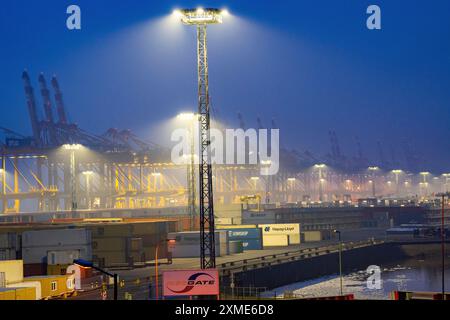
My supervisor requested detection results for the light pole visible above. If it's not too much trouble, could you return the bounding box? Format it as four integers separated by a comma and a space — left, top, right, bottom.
442, 174, 450, 193
250, 176, 259, 192
368, 166, 379, 197
1, 156, 6, 213
174, 7, 227, 269
314, 164, 326, 202
436, 192, 449, 300
74, 259, 118, 300
420, 172, 430, 197
63, 144, 82, 214
333, 229, 343, 296
287, 178, 296, 202
82, 170, 94, 209
177, 112, 197, 231
392, 169, 403, 197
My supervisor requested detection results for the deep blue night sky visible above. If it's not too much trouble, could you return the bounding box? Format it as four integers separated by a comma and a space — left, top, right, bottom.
0, 0, 449, 172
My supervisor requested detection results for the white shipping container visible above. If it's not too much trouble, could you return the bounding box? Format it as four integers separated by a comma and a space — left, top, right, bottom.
262, 234, 288, 247
22, 228, 91, 248
47, 250, 80, 265
22, 245, 91, 264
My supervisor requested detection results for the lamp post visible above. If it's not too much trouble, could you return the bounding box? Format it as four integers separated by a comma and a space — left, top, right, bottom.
82, 170, 94, 209
63, 144, 82, 214
73, 259, 118, 300
250, 176, 259, 192
177, 112, 197, 231
1, 156, 6, 213
368, 166, 379, 197
436, 192, 449, 300
314, 164, 326, 202
154, 239, 171, 300
420, 172, 430, 197
174, 7, 227, 270
392, 170, 403, 197
333, 229, 343, 296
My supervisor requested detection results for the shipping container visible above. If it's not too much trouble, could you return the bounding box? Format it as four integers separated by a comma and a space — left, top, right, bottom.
0, 260, 24, 285
92, 250, 126, 267
0, 233, 18, 249
262, 234, 288, 247
92, 237, 126, 251
47, 250, 80, 265
24, 274, 75, 299
24, 263, 47, 277
168, 243, 226, 258
47, 264, 70, 276
225, 228, 262, 240
258, 223, 300, 235
241, 239, 263, 250
6, 281, 41, 300
215, 218, 233, 225
242, 211, 277, 224
228, 241, 244, 254
0, 248, 17, 260
23, 244, 91, 265
288, 234, 301, 245
216, 224, 257, 229
22, 228, 91, 247
302, 231, 326, 242
0, 288, 16, 300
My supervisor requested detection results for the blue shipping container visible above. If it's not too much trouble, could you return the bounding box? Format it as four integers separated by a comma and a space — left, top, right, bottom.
242, 239, 263, 250
226, 228, 262, 240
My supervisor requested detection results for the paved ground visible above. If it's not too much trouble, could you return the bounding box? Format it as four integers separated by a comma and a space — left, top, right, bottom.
71, 228, 388, 300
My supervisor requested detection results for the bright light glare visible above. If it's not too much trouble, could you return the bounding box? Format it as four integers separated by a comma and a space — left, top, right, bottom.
63, 144, 82, 150
82, 170, 94, 176
177, 112, 196, 121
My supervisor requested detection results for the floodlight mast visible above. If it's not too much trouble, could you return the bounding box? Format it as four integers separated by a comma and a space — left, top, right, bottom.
175, 8, 224, 269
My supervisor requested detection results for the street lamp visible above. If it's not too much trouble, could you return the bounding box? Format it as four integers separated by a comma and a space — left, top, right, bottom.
177, 112, 197, 231
63, 144, 82, 213
73, 259, 118, 300
392, 170, 403, 196
314, 164, 326, 202
368, 166, 379, 197
420, 172, 430, 197
174, 7, 227, 270
250, 176, 259, 192
436, 192, 449, 300
82, 170, 94, 209
333, 229, 343, 296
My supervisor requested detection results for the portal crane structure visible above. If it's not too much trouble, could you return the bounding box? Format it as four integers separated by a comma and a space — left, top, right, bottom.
174, 8, 226, 269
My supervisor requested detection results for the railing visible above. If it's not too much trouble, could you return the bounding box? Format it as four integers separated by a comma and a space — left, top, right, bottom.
219, 239, 384, 276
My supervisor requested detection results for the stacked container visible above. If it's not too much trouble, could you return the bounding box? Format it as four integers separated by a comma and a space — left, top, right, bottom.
225, 228, 263, 251
167, 231, 228, 258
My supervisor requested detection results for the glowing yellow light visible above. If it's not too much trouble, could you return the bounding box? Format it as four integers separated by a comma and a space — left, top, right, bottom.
177, 112, 196, 121
63, 144, 82, 150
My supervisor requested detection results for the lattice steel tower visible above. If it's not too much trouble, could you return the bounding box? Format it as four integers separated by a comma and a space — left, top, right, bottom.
175, 8, 225, 269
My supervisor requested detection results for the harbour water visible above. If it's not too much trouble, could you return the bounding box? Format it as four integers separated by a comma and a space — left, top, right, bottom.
265, 257, 450, 300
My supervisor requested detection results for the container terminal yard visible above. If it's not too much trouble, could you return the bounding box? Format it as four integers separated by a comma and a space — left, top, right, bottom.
0, 3, 449, 304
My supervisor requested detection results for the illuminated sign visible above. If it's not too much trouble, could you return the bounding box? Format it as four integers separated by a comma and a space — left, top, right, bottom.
163, 269, 219, 296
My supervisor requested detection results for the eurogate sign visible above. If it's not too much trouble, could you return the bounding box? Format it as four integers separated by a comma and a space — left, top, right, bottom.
163, 269, 219, 297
